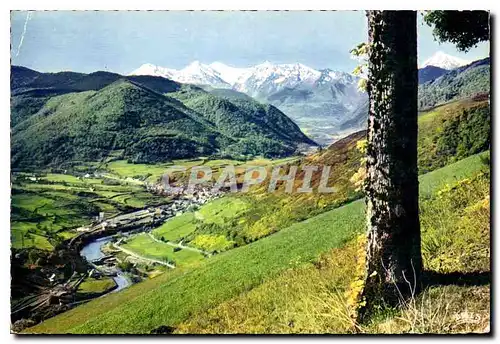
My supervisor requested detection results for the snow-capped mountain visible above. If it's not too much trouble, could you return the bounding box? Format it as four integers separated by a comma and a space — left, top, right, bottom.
174, 61, 230, 88
421, 51, 470, 70
232, 62, 322, 96
130, 61, 330, 95
130, 61, 231, 88
129, 61, 366, 145
209, 62, 252, 85
129, 63, 177, 79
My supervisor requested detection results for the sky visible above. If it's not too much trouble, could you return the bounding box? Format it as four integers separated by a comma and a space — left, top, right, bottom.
10, 11, 490, 74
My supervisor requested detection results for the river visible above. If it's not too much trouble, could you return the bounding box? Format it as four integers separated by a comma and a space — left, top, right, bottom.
80, 236, 131, 292
78, 186, 223, 296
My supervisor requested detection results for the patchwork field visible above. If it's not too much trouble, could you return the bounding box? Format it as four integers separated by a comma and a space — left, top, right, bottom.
10, 172, 169, 250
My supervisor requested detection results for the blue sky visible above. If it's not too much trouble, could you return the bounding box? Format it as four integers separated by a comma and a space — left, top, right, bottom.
11, 11, 490, 74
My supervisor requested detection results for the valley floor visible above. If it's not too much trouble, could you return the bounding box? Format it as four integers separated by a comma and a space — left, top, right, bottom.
24, 152, 490, 334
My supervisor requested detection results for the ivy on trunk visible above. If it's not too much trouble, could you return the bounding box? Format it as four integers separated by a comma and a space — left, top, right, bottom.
361, 10, 422, 315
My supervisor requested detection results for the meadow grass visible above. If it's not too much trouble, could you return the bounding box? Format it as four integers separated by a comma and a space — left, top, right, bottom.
78, 278, 117, 294
177, 156, 490, 334
121, 233, 205, 266
151, 213, 197, 242
150, 200, 244, 252
26, 152, 487, 334
176, 238, 364, 334
418, 152, 489, 199
196, 197, 249, 225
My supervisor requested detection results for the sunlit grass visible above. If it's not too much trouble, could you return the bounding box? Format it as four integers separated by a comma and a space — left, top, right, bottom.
121, 233, 205, 266
78, 278, 117, 295
152, 213, 197, 242
25, 153, 488, 334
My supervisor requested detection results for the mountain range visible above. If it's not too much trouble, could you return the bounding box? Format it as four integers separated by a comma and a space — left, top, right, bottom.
131, 61, 366, 145
10, 66, 316, 167
130, 51, 481, 145
131, 51, 472, 87
11, 52, 487, 167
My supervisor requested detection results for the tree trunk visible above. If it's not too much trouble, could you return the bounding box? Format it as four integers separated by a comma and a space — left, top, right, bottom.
362, 10, 422, 312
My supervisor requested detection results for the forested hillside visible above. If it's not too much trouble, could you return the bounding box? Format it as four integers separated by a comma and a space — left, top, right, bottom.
418, 58, 490, 109
11, 67, 316, 167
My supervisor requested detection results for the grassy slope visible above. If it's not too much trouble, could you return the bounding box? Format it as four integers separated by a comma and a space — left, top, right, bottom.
417, 98, 490, 173
152, 213, 197, 242
26, 152, 488, 334
177, 158, 490, 334
77, 278, 117, 294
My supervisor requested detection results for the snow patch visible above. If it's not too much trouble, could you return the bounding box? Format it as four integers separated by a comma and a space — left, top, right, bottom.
421, 51, 471, 70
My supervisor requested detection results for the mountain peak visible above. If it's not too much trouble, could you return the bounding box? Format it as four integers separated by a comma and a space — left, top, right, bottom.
209, 62, 252, 84
255, 60, 273, 68
129, 63, 177, 79
421, 51, 470, 70
175, 62, 229, 87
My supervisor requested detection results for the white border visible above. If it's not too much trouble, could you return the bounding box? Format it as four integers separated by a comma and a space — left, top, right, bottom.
2, 1, 497, 343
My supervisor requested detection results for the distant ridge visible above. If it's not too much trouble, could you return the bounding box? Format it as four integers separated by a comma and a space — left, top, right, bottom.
10, 66, 316, 167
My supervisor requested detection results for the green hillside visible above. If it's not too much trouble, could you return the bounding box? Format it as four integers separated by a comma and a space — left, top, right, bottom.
11, 67, 316, 168
342, 58, 490, 132
170, 85, 315, 158
25, 152, 489, 334
12, 80, 223, 167
418, 58, 490, 110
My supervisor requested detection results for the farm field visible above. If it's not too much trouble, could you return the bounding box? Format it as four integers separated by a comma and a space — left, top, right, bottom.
120, 233, 206, 267
10, 172, 170, 250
